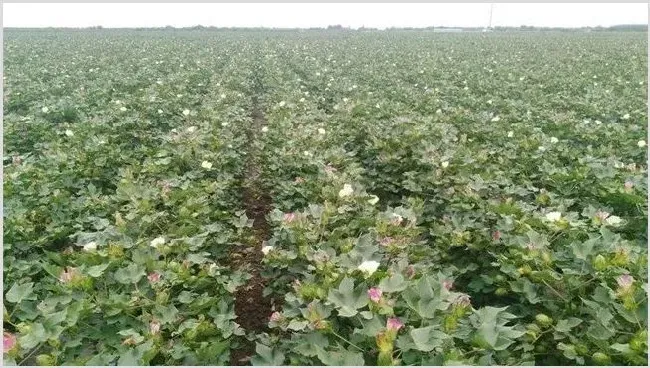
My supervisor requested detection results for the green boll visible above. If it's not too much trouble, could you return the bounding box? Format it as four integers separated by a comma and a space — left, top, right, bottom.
593, 254, 608, 271
535, 314, 553, 328
591, 352, 611, 365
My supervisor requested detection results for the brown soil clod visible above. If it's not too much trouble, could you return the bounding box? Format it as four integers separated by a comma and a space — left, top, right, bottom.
230, 96, 274, 365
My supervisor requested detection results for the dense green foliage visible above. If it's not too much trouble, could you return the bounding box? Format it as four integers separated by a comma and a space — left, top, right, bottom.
3, 29, 648, 366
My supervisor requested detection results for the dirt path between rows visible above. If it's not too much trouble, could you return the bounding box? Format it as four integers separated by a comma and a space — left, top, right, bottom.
229, 96, 274, 365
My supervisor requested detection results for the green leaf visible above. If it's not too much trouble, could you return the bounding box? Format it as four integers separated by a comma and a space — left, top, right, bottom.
287, 320, 309, 331
572, 238, 596, 260
250, 343, 285, 366
293, 332, 329, 357
327, 277, 368, 317
154, 304, 179, 325
5, 282, 34, 304
315, 346, 365, 366
402, 276, 447, 319
87, 263, 109, 277
410, 326, 448, 352
555, 318, 582, 333
378, 273, 407, 293
18, 323, 48, 349
113, 264, 145, 284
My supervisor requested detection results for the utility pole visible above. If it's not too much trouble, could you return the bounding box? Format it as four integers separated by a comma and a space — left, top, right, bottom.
488, 3, 494, 30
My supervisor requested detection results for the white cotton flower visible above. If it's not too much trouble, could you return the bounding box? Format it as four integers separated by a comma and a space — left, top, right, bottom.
436, 109, 442, 114
519, 76, 525, 81
487, 100, 493, 105
594, 120, 601, 125
221, 122, 229, 127
605, 215, 623, 226
157, 109, 163, 114
201, 161, 213, 169
338, 184, 354, 198
358, 260, 380, 275
187, 126, 197, 133
41, 107, 49, 113
441, 161, 449, 168
507, 131, 514, 138
65, 129, 74, 137
300, 98, 305, 102
156, 80, 163, 85
550, 137, 559, 144
182, 109, 190, 116
342, 98, 349, 103
318, 128, 326, 135
278, 101, 286, 107
545, 212, 562, 222
637, 140, 646, 148
220, 94, 226, 99
463, 86, 469, 90
303, 151, 312, 157
491, 116, 500, 122
120, 106, 127, 112
622, 114, 630, 120
82, 241, 97, 252
150, 237, 166, 248
538, 146, 546, 152
261, 245, 274, 255
177, 94, 183, 98
352, 84, 358, 89
367, 195, 379, 205
261, 126, 269, 133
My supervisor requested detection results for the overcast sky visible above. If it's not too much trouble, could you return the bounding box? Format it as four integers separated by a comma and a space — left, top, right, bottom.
3, 3, 648, 29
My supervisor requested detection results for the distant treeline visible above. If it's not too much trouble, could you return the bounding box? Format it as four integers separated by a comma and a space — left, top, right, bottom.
5, 24, 648, 32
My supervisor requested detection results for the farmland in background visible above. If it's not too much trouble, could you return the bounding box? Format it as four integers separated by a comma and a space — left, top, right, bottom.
3, 29, 648, 366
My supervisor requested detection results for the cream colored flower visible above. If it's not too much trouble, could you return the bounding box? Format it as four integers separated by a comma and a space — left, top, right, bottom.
441, 161, 449, 168
545, 212, 562, 222
82, 241, 98, 251
605, 215, 623, 226
261, 245, 274, 255
318, 128, 326, 135
201, 161, 213, 169
357, 260, 380, 275
182, 109, 190, 116
507, 131, 514, 138
338, 184, 354, 198
65, 129, 74, 137
637, 140, 646, 148
367, 195, 379, 205
550, 137, 559, 144
150, 237, 165, 248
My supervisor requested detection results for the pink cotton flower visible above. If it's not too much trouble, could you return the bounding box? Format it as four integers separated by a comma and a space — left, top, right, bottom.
283, 212, 297, 223
386, 317, 404, 332
269, 312, 283, 322
406, 265, 416, 279
294, 177, 305, 184
379, 237, 394, 247
148, 272, 161, 283
492, 230, 501, 241
442, 280, 453, 291
624, 181, 634, 191
368, 287, 383, 303
150, 320, 161, 335
59, 267, 79, 284
12, 156, 22, 166
3, 332, 17, 352
453, 293, 472, 308
324, 164, 337, 175
616, 274, 634, 292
